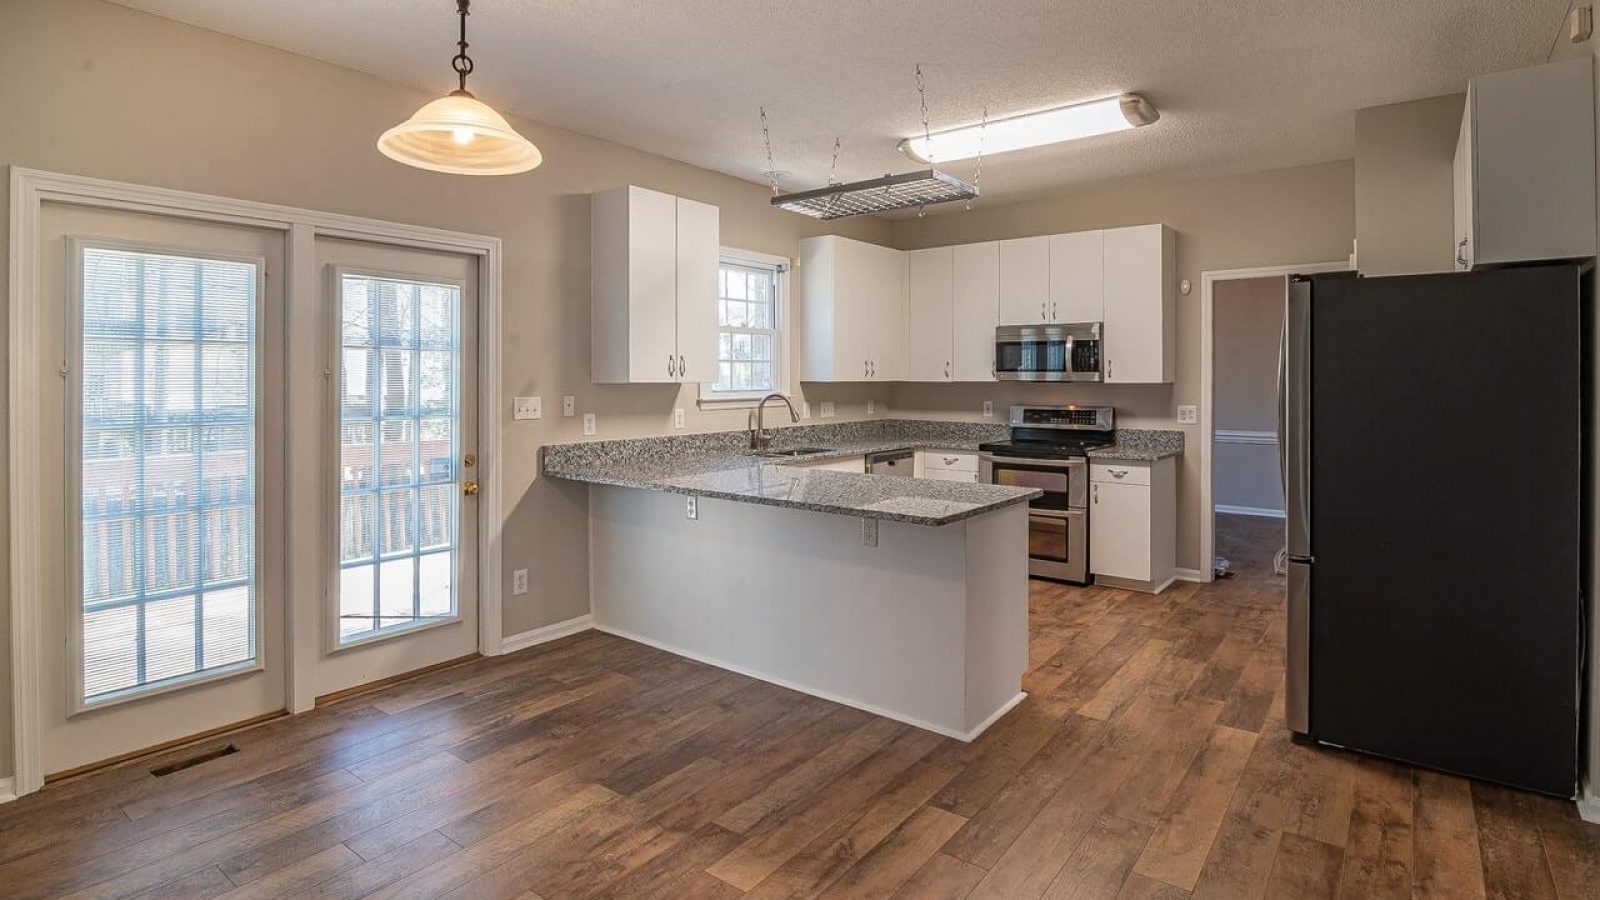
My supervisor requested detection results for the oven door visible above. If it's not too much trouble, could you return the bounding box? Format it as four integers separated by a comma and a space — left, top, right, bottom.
1027, 509, 1087, 583
981, 454, 1086, 512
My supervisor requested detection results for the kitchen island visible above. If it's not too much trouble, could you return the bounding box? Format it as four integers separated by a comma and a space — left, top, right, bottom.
542, 420, 1039, 740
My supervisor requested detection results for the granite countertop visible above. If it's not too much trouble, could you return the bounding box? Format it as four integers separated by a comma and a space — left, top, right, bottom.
540, 419, 1039, 526
1084, 429, 1186, 461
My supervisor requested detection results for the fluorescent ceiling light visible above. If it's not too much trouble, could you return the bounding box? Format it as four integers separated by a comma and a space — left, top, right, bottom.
899, 94, 1159, 164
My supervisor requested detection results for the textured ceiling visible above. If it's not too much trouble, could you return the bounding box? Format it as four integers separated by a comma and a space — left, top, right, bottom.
109, 0, 1570, 212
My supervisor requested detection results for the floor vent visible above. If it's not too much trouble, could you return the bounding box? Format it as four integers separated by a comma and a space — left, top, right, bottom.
151, 743, 238, 777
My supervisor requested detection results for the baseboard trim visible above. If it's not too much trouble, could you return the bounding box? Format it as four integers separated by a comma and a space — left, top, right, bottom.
593, 622, 1021, 742
502, 614, 595, 654
0, 776, 14, 804
1174, 567, 1209, 583
1215, 504, 1286, 519
1097, 573, 1179, 594
1579, 787, 1600, 824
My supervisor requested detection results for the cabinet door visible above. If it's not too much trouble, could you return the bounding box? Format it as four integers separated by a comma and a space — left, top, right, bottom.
997, 236, 1049, 325
1453, 99, 1474, 271
831, 239, 874, 380
867, 243, 906, 380
1048, 230, 1104, 323
674, 197, 719, 383
906, 247, 954, 381
1103, 224, 1174, 383
952, 242, 999, 381
628, 186, 680, 382
1090, 480, 1151, 580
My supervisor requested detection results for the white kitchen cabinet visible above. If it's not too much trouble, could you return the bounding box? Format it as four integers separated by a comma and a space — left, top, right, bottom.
915, 449, 978, 483
951, 242, 999, 381
1102, 224, 1175, 384
1453, 56, 1596, 271
906, 247, 955, 381
1049, 230, 1104, 323
799, 235, 904, 381
1089, 458, 1175, 593
591, 185, 720, 383
998, 236, 1050, 325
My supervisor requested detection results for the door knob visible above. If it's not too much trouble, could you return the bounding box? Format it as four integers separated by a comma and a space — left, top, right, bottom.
463, 481, 479, 496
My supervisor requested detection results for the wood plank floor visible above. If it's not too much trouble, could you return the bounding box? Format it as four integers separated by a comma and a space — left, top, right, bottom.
3, 514, 1596, 900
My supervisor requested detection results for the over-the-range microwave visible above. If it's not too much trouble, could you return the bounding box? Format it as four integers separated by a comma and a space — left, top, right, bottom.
994, 323, 1102, 382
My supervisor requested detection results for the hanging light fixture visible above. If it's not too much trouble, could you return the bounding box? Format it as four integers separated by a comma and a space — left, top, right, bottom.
378, 0, 542, 176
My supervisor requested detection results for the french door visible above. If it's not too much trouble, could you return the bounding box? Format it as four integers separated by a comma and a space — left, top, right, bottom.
37, 203, 287, 777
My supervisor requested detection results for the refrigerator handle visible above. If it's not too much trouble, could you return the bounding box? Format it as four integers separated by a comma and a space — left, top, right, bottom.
1285, 278, 1312, 559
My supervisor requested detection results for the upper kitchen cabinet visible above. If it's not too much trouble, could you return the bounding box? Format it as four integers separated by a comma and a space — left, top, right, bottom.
998, 236, 1050, 325
951, 242, 999, 381
591, 185, 720, 383
1453, 56, 1595, 271
906, 247, 955, 381
1049, 230, 1104, 323
1102, 224, 1175, 384
799, 235, 905, 381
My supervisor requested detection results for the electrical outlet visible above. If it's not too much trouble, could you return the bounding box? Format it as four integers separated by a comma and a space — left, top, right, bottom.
582, 412, 596, 436
867, 399, 876, 415
861, 518, 878, 547
983, 400, 994, 418
512, 568, 528, 596
820, 401, 835, 418
1177, 405, 1198, 424
513, 396, 541, 420
562, 395, 576, 417
802, 401, 812, 420
673, 408, 685, 429
686, 496, 698, 520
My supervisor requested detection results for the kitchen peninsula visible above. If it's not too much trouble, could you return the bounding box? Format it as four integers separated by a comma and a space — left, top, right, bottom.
542, 419, 1038, 740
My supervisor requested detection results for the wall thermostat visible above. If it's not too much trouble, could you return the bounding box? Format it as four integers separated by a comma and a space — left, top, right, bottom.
1179, 278, 1192, 296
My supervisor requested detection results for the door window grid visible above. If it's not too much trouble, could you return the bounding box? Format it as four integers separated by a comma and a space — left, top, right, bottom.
338, 274, 460, 643
78, 247, 259, 704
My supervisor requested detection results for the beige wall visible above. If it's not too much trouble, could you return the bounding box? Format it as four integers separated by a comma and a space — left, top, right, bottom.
1214, 276, 1284, 514
888, 161, 1356, 573
0, 0, 898, 778
1353, 93, 1465, 276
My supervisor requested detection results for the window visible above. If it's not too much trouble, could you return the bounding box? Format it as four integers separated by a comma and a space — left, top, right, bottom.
707, 254, 785, 400
336, 272, 461, 645
76, 246, 260, 705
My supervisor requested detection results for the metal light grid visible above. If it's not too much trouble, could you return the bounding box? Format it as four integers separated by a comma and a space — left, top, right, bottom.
771, 169, 978, 219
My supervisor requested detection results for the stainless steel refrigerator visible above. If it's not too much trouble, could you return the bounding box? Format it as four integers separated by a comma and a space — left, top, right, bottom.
1280, 266, 1583, 797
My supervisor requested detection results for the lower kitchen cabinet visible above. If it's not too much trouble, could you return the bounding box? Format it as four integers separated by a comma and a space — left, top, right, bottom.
915, 449, 979, 482
1090, 457, 1175, 593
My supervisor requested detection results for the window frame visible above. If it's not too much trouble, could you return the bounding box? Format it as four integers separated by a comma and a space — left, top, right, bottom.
66, 238, 268, 714
325, 265, 467, 654
698, 247, 792, 407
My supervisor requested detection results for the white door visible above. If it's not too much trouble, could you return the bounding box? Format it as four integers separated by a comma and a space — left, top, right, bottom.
1049, 230, 1104, 323
951, 242, 999, 382
36, 203, 287, 777
906, 247, 954, 381
1090, 480, 1151, 581
313, 238, 480, 696
629, 187, 679, 383
998, 236, 1049, 325
674, 197, 720, 383
1102, 224, 1169, 384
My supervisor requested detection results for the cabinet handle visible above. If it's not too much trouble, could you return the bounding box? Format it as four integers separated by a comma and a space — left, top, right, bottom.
1109, 468, 1127, 479
1093, 484, 1098, 504
668, 355, 676, 377
1040, 301, 1047, 321
1456, 238, 1469, 268
944, 361, 951, 378
943, 456, 959, 465
679, 355, 686, 377
1052, 301, 1058, 320
864, 360, 869, 378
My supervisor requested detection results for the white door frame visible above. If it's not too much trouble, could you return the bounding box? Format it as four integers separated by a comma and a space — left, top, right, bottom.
1199, 260, 1350, 581
8, 167, 505, 796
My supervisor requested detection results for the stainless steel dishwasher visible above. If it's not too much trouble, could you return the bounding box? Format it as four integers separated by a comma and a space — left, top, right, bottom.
867, 449, 914, 477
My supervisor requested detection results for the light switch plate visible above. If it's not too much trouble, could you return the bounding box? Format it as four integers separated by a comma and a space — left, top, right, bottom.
513, 396, 541, 420
983, 400, 994, 418
562, 395, 576, 417
582, 413, 596, 436
867, 399, 876, 415
861, 518, 878, 547
686, 496, 698, 520
1177, 405, 1198, 424
512, 568, 528, 595
820, 401, 835, 419
802, 401, 812, 420
673, 408, 685, 429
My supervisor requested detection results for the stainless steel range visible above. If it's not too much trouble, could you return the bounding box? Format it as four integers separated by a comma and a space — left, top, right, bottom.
979, 405, 1114, 584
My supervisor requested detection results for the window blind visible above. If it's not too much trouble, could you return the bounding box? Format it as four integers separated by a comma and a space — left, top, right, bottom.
79, 246, 259, 703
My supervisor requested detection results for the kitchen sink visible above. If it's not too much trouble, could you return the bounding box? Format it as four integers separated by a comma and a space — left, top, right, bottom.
756, 447, 835, 458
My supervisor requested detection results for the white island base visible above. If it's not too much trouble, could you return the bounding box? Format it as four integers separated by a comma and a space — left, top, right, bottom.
588, 485, 1030, 741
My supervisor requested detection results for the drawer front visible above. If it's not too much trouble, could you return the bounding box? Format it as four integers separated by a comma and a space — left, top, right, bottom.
920, 450, 979, 473
921, 469, 978, 484
1090, 462, 1151, 486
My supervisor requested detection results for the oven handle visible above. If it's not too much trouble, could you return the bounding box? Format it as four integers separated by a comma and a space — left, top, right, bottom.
1026, 507, 1084, 521
981, 453, 1086, 470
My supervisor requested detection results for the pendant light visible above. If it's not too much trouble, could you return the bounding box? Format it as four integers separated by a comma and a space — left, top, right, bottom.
378, 0, 542, 176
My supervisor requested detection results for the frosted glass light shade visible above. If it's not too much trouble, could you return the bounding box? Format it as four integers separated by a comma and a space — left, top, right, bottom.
378, 90, 542, 176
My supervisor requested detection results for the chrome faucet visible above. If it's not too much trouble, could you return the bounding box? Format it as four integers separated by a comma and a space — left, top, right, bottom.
748, 393, 800, 452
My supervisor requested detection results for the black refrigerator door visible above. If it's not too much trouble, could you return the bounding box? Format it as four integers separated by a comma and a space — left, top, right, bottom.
1307, 265, 1581, 797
